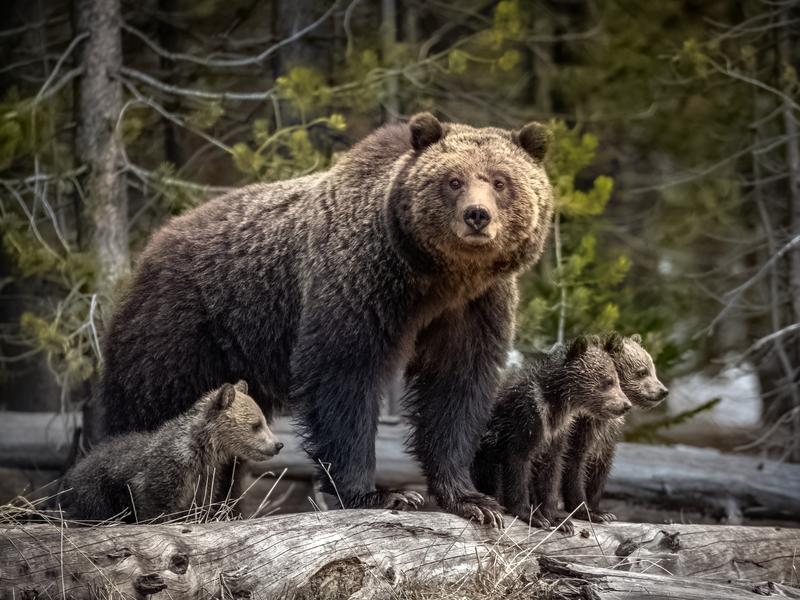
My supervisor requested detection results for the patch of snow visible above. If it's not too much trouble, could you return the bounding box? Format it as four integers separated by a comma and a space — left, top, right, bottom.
667, 362, 761, 428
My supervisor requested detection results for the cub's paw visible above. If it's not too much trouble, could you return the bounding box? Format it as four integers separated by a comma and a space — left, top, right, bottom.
347, 489, 424, 510
439, 491, 505, 528
511, 505, 550, 529
544, 511, 575, 535
571, 506, 615, 524
590, 510, 616, 523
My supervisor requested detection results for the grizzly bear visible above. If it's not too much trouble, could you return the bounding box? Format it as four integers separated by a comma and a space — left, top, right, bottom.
561, 333, 668, 522
100, 113, 553, 525
60, 381, 282, 522
472, 336, 631, 532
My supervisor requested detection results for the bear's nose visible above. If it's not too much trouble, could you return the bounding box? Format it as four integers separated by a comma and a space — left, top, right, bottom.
463, 205, 491, 232
274, 442, 284, 452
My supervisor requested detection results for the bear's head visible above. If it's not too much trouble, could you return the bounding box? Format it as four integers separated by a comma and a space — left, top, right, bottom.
388, 112, 553, 274
205, 380, 283, 461
562, 336, 632, 420
604, 332, 669, 409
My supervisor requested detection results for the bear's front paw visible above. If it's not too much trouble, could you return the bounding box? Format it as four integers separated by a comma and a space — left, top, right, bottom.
438, 491, 505, 528
348, 489, 424, 510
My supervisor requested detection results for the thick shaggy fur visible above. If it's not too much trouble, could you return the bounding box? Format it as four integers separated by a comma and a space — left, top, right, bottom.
472, 337, 630, 531
99, 114, 553, 522
561, 333, 669, 522
60, 382, 282, 522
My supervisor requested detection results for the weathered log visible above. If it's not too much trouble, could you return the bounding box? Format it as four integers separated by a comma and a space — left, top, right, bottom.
0, 510, 798, 599
2, 412, 800, 520
537, 557, 800, 599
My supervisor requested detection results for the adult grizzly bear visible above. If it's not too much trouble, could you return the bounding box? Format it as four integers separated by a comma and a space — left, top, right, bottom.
100, 113, 553, 524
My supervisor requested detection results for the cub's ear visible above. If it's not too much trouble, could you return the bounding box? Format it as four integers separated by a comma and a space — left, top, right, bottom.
234, 380, 248, 394
514, 121, 550, 161
216, 384, 236, 410
604, 332, 624, 354
566, 335, 589, 361
630, 333, 643, 344
409, 112, 443, 152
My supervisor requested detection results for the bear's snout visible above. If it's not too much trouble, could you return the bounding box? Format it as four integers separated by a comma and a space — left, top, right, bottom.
463, 204, 492, 232
264, 441, 283, 456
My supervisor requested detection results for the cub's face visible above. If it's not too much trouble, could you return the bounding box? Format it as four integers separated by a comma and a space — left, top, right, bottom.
615, 336, 669, 409
565, 343, 632, 420
211, 381, 283, 462
398, 114, 553, 270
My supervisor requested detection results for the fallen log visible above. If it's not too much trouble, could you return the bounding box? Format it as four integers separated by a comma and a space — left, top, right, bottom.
537, 558, 800, 600
0, 510, 797, 600
2, 412, 799, 520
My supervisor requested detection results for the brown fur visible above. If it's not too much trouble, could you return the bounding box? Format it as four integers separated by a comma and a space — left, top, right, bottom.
60, 381, 282, 522
100, 113, 553, 524
473, 336, 631, 532
561, 333, 668, 522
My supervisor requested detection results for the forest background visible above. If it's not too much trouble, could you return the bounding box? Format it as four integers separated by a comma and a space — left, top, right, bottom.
1, 0, 798, 461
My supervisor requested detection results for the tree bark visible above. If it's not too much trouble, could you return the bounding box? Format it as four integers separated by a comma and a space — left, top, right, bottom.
778, 6, 800, 461
381, 0, 399, 120
73, 0, 129, 293
538, 557, 800, 600
2, 413, 799, 520
1, 510, 798, 599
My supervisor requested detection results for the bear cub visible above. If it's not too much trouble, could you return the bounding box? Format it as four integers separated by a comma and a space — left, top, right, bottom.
472, 336, 631, 532
561, 333, 668, 522
59, 381, 282, 522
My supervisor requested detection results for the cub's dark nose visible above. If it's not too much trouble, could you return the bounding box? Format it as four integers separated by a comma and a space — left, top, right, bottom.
463, 205, 491, 232
658, 386, 669, 400
275, 442, 284, 452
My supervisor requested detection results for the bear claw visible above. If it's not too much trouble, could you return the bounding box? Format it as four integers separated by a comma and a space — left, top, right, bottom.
592, 510, 616, 523
345, 489, 425, 510
440, 491, 505, 529
574, 509, 616, 524
511, 505, 549, 529
383, 490, 425, 510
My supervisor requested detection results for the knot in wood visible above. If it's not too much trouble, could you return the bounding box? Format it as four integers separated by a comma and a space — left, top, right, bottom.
134, 573, 167, 595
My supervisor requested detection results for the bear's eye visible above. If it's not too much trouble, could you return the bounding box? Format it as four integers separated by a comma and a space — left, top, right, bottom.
493, 180, 505, 191
637, 368, 649, 378
251, 422, 262, 433
603, 377, 614, 389
449, 178, 462, 190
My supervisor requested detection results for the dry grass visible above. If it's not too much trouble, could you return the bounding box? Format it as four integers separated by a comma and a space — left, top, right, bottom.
0, 466, 289, 528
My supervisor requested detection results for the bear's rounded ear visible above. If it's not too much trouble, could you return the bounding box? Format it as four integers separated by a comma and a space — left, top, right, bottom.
216, 384, 236, 410
604, 331, 624, 354
566, 335, 589, 361
630, 333, 643, 344
234, 380, 248, 394
514, 122, 550, 161
409, 112, 443, 152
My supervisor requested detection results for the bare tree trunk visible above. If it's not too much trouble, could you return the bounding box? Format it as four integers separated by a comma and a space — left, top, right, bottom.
275, 0, 319, 72
532, 7, 553, 115
403, 0, 418, 47
2, 511, 798, 599
381, 0, 399, 120
73, 0, 129, 294
778, 7, 800, 460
